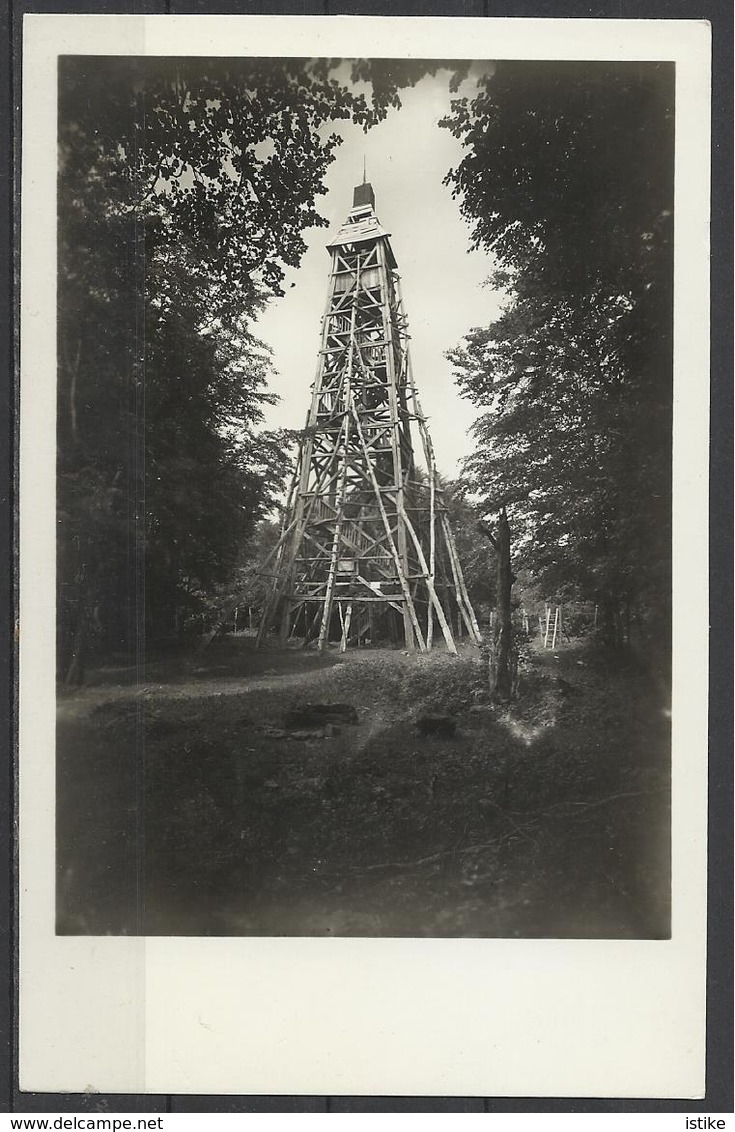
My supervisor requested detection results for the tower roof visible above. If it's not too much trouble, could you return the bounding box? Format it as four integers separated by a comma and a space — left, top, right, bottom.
326, 182, 394, 265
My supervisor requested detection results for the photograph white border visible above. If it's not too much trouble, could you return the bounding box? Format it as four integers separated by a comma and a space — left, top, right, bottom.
19, 14, 711, 1097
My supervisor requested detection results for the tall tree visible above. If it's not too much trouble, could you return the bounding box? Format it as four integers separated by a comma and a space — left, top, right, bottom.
477, 508, 516, 699
57, 56, 425, 679
443, 61, 674, 652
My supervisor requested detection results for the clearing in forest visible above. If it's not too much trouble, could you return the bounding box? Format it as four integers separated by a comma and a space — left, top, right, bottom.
57, 636, 670, 939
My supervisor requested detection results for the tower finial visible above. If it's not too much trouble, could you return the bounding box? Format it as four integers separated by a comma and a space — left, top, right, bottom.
363, 155, 366, 184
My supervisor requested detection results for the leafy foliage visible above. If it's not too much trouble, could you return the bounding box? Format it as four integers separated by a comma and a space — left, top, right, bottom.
57, 56, 420, 679
443, 62, 674, 648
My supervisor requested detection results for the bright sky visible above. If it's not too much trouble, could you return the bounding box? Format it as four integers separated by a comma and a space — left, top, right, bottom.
254, 68, 504, 479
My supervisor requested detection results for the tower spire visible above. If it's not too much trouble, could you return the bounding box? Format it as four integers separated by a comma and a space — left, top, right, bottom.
257, 187, 481, 653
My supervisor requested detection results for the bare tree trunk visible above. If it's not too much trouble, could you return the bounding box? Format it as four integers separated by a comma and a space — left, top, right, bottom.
64, 609, 87, 687
598, 592, 630, 649
64, 574, 91, 687
478, 507, 516, 701
493, 507, 514, 700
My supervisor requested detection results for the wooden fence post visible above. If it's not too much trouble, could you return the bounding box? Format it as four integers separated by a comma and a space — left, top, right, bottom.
551, 606, 559, 651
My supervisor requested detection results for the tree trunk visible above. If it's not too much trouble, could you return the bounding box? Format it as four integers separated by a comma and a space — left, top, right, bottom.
597, 592, 629, 648
64, 579, 91, 687
493, 507, 514, 700
478, 507, 516, 701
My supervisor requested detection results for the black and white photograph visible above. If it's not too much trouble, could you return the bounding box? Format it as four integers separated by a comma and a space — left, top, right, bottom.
54, 50, 674, 941
19, 14, 711, 1098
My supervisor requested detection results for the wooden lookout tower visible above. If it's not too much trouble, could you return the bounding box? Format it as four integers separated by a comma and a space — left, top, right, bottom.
257, 182, 481, 653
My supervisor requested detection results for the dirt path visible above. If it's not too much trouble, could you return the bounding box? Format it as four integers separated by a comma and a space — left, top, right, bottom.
56, 664, 334, 719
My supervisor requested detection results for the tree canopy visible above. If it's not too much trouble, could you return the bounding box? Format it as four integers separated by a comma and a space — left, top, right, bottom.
57, 56, 675, 678
444, 61, 674, 649
57, 56, 430, 678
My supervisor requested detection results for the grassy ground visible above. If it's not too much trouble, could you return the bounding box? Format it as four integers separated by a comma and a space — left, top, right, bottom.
56, 634, 670, 937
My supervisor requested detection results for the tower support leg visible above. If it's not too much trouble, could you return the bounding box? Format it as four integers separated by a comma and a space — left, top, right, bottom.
402, 604, 415, 651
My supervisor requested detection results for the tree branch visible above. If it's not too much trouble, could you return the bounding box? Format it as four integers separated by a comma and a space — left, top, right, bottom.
477, 519, 498, 549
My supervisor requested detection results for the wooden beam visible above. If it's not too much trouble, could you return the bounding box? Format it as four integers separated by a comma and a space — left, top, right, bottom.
350, 400, 426, 650
398, 500, 458, 656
